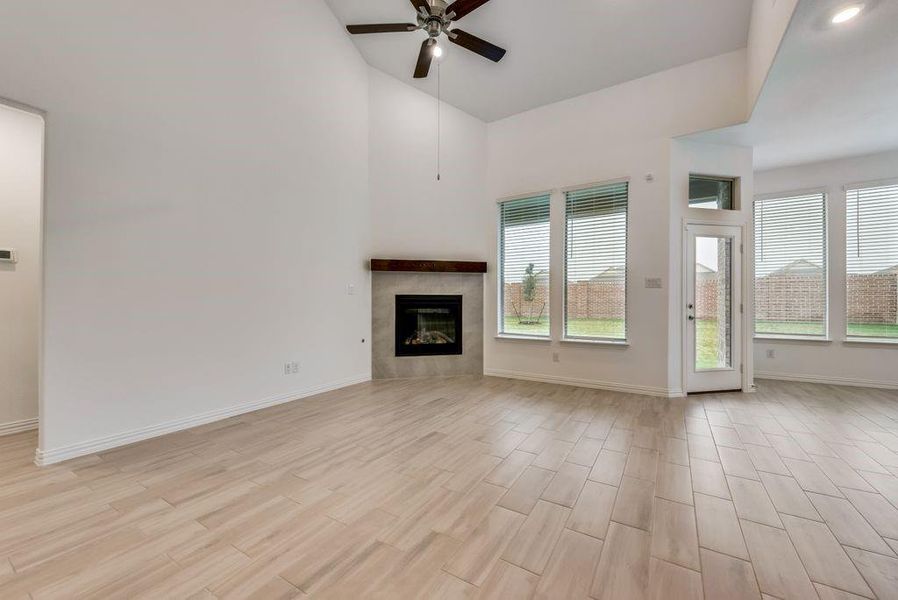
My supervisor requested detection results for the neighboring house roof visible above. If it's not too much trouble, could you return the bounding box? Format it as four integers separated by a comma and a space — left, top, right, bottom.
590, 266, 625, 281
875, 264, 898, 275
695, 263, 715, 274
769, 259, 822, 276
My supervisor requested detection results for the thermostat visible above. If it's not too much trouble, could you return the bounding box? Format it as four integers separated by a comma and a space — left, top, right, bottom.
0, 249, 17, 263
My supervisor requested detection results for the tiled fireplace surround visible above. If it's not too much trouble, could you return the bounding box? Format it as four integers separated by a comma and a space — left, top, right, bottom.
371, 261, 485, 379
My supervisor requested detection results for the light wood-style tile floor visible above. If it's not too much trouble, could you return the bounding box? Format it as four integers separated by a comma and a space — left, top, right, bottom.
3, 377, 898, 599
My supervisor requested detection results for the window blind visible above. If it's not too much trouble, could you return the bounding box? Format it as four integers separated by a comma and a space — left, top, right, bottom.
499, 194, 551, 336
753, 192, 827, 337
564, 182, 628, 340
846, 183, 898, 339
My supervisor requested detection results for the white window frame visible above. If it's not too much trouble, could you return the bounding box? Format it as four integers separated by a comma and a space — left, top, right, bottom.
843, 177, 898, 345
497, 191, 553, 340
752, 188, 830, 341
561, 178, 629, 345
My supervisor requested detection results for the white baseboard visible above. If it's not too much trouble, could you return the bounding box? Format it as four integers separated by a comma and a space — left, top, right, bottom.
484, 368, 684, 398
755, 371, 898, 390
34, 373, 371, 467
0, 417, 38, 437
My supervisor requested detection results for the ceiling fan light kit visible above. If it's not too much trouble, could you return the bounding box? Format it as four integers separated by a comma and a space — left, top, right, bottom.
346, 0, 506, 79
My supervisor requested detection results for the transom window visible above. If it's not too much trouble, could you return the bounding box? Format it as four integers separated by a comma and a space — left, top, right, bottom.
690, 175, 735, 210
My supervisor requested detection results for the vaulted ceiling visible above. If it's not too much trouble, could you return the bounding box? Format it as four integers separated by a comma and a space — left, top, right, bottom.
324, 0, 753, 122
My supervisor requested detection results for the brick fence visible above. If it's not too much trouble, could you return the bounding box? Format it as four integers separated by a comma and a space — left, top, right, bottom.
503, 281, 625, 321
503, 283, 551, 322
755, 274, 825, 322
847, 273, 898, 324
504, 273, 898, 324
754, 273, 898, 324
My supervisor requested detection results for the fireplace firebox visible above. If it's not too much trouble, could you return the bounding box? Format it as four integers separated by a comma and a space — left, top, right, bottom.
395, 295, 463, 357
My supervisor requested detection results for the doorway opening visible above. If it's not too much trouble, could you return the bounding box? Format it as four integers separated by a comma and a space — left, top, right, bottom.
0, 100, 44, 447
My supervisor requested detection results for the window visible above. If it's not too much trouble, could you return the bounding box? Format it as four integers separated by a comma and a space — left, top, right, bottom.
564, 181, 628, 341
499, 194, 551, 337
753, 192, 827, 337
846, 182, 898, 340
690, 175, 735, 210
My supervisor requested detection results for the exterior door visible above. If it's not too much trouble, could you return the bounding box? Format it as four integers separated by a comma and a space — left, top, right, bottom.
686, 224, 742, 393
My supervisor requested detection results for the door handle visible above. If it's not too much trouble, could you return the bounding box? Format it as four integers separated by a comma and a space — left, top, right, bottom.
688, 315, 695, 321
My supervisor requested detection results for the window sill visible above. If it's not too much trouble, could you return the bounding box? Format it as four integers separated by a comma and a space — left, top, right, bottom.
753, 335, 832, 344
560, 338, 629, 347
494, 334, 551, 342
844, 337, 898, 346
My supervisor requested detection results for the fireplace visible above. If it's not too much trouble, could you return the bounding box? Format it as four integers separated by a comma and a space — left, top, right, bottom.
395, 295, 463, 357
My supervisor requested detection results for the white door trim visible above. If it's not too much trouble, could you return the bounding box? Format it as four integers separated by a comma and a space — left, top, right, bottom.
681, 218, 752, 394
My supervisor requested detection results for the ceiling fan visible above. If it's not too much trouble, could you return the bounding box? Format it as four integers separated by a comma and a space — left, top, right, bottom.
346, 0, 506, 79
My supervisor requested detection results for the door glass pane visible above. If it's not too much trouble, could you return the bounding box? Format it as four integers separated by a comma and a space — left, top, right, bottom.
695, 236, 732, 370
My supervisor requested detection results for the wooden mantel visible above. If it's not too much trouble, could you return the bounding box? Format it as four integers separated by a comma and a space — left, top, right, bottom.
370, 259, 487, 274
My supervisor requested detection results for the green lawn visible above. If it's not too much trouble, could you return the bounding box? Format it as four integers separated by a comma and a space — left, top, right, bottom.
696, 319, 726, 370
756, 320, 898, 338
503, 317, 723, 368
502, 316, 551, 337
502, 317, 624, 339
503, 317, 898, 370
848, 323, 898, 338
755, 321, 825, 336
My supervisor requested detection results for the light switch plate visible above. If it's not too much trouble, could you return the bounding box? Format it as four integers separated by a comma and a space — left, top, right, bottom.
645, 277, 662, 289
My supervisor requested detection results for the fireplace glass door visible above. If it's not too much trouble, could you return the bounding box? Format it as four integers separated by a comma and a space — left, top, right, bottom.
395, 295, 463, 357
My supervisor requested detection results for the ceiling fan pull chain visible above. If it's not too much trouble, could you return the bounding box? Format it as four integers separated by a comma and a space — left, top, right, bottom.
437, 61, 441, 182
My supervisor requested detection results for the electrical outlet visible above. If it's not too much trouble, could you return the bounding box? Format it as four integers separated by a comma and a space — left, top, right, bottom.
347, 284, 355, 296
284, 361, 300, 375
766, 349, 776, 359
552, 352, 560, 363
645, 277, 663, 289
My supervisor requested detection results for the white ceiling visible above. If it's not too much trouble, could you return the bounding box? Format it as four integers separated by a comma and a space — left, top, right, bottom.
324, 0, 753, 122
691, 0, 898, 170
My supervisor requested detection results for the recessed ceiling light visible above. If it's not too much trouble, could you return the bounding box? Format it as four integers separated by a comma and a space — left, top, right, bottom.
831, 4, 863, 24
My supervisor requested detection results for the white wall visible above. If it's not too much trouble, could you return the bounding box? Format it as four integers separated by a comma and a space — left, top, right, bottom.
0, 0, 372, 462
754, 149, 898, 388
484, 51, 749, 396
746, 0, 799, 114
0, 104, 43, 433
368, 68, 490, 261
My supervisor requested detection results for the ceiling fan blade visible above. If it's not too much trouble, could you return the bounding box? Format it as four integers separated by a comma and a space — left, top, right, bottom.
410, 0, 431, 16
346, 23, 417, 34
414, 38, 437, 79
445, 0, 492, 21
448, 29, 506, 62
